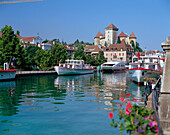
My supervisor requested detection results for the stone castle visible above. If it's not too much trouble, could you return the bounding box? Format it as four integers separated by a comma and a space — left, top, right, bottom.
94, 24, 136, 47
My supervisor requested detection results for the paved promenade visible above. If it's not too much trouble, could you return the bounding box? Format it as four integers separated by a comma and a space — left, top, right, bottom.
16, 70, 57, 77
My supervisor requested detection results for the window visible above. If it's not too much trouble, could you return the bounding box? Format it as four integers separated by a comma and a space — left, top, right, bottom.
111, 53, 112, 56
119, 53, 121, 56
122, 53, 124, 56
106, 53, 108, 56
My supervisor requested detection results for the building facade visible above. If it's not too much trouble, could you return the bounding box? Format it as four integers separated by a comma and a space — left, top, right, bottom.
104, 39, 134, 63
94, 24, 136, 48
94, 24, 119, 46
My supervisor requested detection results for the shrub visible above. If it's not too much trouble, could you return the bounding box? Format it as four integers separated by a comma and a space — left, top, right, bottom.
109, 93, 159, 135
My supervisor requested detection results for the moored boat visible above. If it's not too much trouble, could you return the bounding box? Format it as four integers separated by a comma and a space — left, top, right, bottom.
54, 59, 94, 76
0, 63, 16, 81
101, 60, 126, 72
126, 53, 163, 84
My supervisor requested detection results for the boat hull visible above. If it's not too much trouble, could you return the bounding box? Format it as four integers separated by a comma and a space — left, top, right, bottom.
101, 66, 126, 72
0, 70, 16, 81
54, 66, 94, 76
126, 69, 160, 83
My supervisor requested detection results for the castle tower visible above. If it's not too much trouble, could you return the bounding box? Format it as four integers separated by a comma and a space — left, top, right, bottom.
105, 24, 119, 46
94, 31, 103, 45
118, 32, 129, 44
129, 32, 136, 47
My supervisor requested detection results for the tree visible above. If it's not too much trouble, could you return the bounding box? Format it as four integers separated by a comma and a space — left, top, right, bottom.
50, 44, 69, 64
42, 39, 49, 43
16, 30, 20, 35
133, 42, 143, 52
117, 37, 121, 44
104, 42, 108, 47
74, 44, 86, 60
0, 25, 25, 69
24, 46, 42, 69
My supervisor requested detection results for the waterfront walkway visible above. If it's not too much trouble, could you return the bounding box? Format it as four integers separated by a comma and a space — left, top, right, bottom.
16, 70, 56, 77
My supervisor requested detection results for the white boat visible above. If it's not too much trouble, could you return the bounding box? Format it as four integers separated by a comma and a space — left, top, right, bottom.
0, 63, 16, 81
126, 54, 163, 84
54, 59, 94, 76
101, 61, 126, 72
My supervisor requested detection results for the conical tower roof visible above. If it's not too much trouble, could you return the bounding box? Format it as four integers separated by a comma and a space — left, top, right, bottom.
105, 24, 118, 31
118, 32, 127, 37
130, 32, 136, 38
95, 31, 103, 38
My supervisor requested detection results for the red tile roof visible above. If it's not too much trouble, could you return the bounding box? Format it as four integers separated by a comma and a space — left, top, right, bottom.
118, 32, 127, 37
17, 35, 24, 39
105, 24, 118, 31
22, 36, 36, 41
129, 32, 136, 38
105, 39, 134, 51
84, 45, 103, 52
0, 32, 2, 36
101, 33, 105, 39
95, 31, 103, 38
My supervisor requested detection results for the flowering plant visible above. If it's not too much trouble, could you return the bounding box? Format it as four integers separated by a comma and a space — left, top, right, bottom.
143, 76, 157, 85
109, 93, 159, 135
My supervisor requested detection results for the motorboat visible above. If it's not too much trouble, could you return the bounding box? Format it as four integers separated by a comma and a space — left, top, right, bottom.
0, 63, 16, 81
126, 54, 163, 84
54, 59, 94, 76
101, 60, 126, 72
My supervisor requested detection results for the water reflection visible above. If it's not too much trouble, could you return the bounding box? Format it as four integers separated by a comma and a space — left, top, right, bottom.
0, 73, 145, 135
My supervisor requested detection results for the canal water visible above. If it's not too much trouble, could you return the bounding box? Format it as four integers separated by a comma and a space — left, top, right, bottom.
0, 72, 145, 135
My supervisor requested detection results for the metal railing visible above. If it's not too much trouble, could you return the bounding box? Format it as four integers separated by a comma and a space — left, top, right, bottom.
144, 77, 163, 135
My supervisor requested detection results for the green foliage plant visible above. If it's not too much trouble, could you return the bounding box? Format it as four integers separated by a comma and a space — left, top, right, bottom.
109, 93, 159, 135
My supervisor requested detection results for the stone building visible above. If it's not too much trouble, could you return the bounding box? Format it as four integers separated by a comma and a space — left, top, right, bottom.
118, 32, 136, 47
94, 24, 136, 47
94, 24, 119, 46
104, 39, 134, 63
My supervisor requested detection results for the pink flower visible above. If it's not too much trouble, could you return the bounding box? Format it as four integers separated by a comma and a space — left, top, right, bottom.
153, 121, 158, 126
126, 102, 132, 110
126, 93, 131, 97
149, 122, 153, 128
125, 108, 131, 115
155, 127, 159, 133
109, 112, 113, 118
120, 97, 124, 102
123, 99, 128, 103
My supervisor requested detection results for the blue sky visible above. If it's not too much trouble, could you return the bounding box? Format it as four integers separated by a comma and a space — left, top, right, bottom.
0, 0, 170, 50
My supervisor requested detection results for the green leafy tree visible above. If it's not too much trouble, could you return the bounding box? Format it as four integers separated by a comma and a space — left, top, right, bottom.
24, 46, 42, 69
74, 44, 86, 60
16, 30, 20, 35
133, 42, 143, 52
104, 42, 107, 47
117, 37, 121, 44
0, 25, 25, 69
42, 39, 49, 43
50, 44, 69, 64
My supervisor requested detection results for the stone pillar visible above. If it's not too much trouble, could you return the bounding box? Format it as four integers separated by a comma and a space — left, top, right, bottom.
161, 37, 170, 93
159, 37, 170, 131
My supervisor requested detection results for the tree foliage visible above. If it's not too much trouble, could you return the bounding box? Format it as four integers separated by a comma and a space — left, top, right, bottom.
0, 25, 25, 69
133, 42, 143, 52
117, 37, 121, 44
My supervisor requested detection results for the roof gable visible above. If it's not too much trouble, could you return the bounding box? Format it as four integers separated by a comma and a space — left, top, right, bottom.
105, 24, 118, 31
95, 31, 103, 38
130, 32, 136, 38
118, 32, 127, 37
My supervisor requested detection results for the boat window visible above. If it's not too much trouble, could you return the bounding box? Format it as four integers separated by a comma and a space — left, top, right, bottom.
149, 65, 155, 70
150, 59, 153, 63
132, 65, 138, 68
